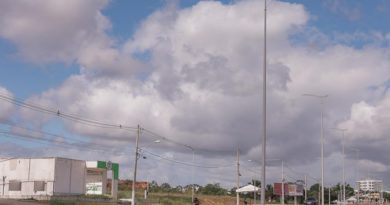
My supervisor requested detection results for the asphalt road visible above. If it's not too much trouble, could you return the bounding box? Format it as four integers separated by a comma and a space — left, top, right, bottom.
0, 199, 44, 205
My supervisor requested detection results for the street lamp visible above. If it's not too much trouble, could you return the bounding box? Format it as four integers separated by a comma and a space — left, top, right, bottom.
332, 128, 347, 205
303, 93, 328, 205
248, 158, 284, 205
184, 145, 195, 203
350, 148, 359, 203
132, 126, 160, 205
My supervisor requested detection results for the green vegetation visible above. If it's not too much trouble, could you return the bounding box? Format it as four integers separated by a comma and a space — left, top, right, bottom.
49, 200, 116, 205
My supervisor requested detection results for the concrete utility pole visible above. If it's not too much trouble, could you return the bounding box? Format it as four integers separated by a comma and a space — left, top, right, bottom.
261, 0, 268, 205
329, 186, 331, 205
131, 125, 141, 204
237, 149, 240, 205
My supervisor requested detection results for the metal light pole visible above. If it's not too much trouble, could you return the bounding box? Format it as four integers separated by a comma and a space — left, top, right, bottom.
184, 144, 195, 203
237, 149, 241, 205
303, 94, 328, 205
282, 160, 285, 205
261, 1, 267, 205
333, 128, 347, 205
352, 148, 359, 203
305, 175, 307, 202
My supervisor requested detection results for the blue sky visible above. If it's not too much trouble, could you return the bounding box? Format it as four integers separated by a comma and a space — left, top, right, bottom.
1, 0, 389, 99
1, 0, 390, 187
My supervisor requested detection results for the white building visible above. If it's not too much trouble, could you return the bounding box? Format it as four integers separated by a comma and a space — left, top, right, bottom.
0, 157, 118, 200
356, 179, 383, 192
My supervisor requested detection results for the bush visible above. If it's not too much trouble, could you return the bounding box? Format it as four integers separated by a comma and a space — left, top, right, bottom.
50, 200, 76, 205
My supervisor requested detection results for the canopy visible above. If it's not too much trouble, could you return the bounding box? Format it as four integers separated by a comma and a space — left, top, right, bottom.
236, 184, 261, 193
347, 197, 357, 202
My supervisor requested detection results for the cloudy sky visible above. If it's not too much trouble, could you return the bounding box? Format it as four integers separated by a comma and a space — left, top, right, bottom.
0, 0, 390, 189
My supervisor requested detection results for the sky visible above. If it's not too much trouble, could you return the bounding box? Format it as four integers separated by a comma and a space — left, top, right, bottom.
0, 0, 390, 190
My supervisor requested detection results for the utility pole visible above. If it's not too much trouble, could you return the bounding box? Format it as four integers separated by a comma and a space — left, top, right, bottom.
261, 1, 268, 205
131, 125, 141, 204
237, 149, 240, 205
329, 187, 331, 205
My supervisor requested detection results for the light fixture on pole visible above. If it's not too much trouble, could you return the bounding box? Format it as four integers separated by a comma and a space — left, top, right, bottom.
303, 93, 328, 205
131, 128, 160, 205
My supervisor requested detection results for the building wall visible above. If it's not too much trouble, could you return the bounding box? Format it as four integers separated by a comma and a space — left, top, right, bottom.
85, 169, 107, 194
356, 179, 383, 192
0, 158, 55, 198
54, 158, 86, 195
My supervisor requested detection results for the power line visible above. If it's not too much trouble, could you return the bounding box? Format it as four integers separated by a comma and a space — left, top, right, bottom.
0, 93, 137, 130
141, 149, 235, 169
0, 122, 133, 150
0, 131, 130, 156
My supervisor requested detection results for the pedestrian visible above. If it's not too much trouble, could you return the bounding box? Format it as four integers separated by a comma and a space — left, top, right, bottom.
244, 198, 248, 205
193, 197, 200, 205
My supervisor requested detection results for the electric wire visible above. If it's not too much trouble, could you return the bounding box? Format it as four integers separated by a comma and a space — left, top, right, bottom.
0, 131, 130, 156
0, 93, 138, 131
141, 149, 235, 169
0, 122, 134, 151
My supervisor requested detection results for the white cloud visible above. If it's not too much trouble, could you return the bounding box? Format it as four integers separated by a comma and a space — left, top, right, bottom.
2, 0, 390, 187
0, 0, 109, 63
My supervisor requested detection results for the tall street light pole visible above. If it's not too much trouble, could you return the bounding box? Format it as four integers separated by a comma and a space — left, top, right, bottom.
333, 128, 347, 205
303, 93, 328, 205
249, 158, 283, 205
350, 148, 359, 203
261, 0, 268, 205
237, 149, 241, 205
183, 144, 195, 203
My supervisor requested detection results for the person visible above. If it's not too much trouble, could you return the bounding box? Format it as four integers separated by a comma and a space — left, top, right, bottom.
193, 197, 200, 205
244, 198, 248, 205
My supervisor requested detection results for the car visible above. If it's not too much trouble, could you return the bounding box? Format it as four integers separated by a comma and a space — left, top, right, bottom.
305, 197, 318, 205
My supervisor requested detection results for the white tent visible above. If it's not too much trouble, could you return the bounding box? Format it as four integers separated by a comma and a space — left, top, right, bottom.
236, 184, 261, 193
347, 197, 358, 203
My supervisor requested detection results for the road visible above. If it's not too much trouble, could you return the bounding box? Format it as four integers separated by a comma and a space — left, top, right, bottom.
0, 199, 44, 205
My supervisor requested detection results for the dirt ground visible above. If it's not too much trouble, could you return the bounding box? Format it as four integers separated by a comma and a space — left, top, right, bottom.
0, 199, 43, 205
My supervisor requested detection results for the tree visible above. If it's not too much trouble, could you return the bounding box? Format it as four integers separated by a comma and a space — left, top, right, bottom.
160, 182, 172, 192
149, 180, 160, 192
200, 183, 227, 195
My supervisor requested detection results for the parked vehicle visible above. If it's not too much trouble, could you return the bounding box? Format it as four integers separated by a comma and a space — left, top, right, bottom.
305, 197, 318, 205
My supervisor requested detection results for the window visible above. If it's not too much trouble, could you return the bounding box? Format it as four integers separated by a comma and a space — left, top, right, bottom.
9, 180, 22, 191
34, 181, 45, 192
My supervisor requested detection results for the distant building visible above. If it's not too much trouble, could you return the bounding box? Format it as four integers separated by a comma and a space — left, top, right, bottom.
0, 157, 119, 200
356, 178, 383, 192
